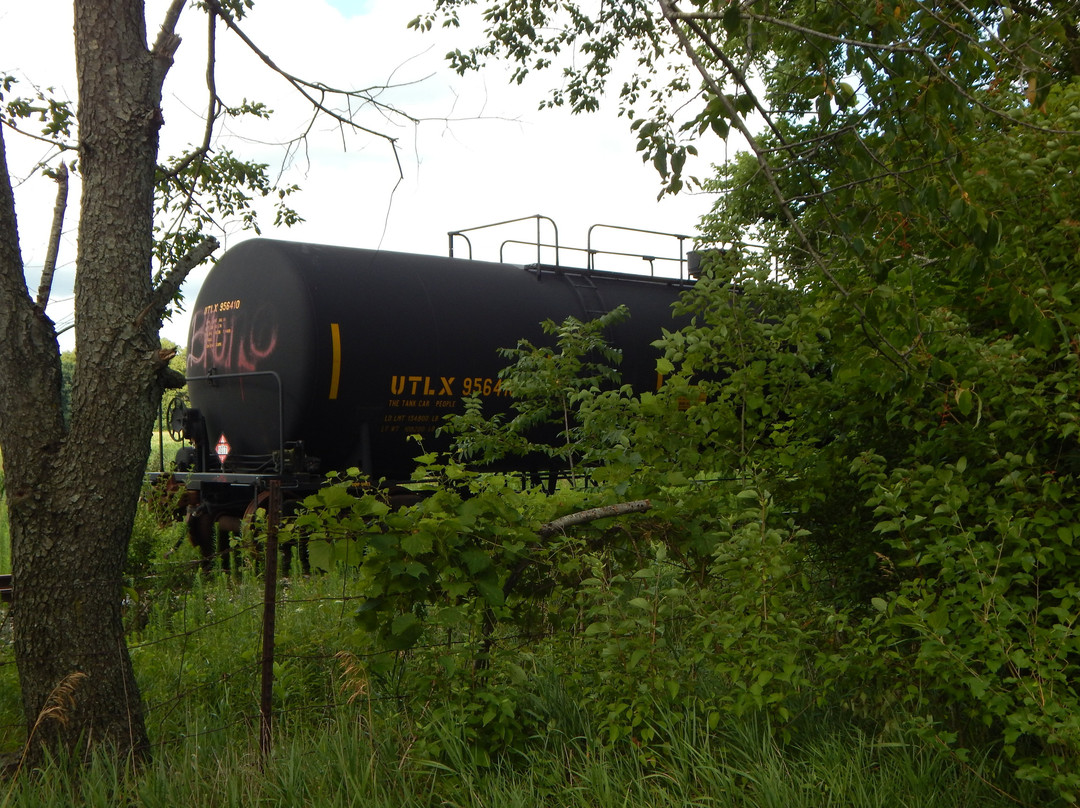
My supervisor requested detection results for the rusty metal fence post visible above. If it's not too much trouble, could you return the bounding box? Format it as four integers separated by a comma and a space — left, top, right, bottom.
259, 480, 281, 762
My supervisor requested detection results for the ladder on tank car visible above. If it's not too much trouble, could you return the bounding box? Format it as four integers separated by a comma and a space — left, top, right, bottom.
564, 271, 606, 319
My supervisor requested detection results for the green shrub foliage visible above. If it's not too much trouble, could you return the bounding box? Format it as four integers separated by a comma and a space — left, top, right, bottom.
690, 83, 1080, 798
286, 86, 1080, 800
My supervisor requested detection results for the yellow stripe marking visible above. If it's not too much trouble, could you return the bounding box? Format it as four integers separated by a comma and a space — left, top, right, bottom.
329, 323, 341, 400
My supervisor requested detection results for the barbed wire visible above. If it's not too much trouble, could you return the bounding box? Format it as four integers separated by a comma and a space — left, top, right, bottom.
0, 542, 726, 755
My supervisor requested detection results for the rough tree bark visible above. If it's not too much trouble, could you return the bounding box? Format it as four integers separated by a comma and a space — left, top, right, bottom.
0, 0, 186, 762
1, 0, 415, 763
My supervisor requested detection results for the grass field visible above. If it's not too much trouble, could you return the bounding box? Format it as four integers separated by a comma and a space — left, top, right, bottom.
146, 431, 183, 475
0, 568, 1045, 808
0, 711, 1038, 807
0, 440, 1061, 805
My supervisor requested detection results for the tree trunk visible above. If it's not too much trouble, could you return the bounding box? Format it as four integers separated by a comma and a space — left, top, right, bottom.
0, 0, 177, 762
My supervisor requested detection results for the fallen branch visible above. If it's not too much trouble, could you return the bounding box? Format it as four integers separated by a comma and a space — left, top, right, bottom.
476, 498, 654, 671
537, 499, 652, 538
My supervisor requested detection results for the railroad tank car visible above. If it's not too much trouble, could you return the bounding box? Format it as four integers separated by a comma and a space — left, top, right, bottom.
166, 236, 694, 566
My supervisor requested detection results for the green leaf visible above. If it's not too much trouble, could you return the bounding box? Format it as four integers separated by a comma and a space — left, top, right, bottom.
956, 388, 973, 416
401, 531, 433, 556
392, 612, 419, 636
474, 576, 505, 606
1031, 316, 1055, 351
386, 613, 423, 650
307, 540, 333, 573
816, 93, 833, 125
722, 2, 741, 35
460, 547, 493, 574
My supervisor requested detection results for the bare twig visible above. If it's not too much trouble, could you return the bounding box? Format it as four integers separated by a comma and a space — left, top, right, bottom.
159, 10, 220, 186
203, 0, 414, 141
730, 10, 922, 54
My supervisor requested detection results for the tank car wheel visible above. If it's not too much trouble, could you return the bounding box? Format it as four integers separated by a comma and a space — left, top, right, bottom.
165, 396, 187, 442
242, 490, 273, 528
238, 490, 272, 563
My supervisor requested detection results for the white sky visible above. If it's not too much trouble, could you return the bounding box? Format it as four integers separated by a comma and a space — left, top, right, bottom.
2, 0, 727, 350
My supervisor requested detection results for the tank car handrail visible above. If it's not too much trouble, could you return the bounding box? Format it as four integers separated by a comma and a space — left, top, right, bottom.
186, 370, 286, 475
498, 239, 689, 280
449, 214, 559, 266
499, 239, 590, 265
448, 232, 473, 260
586, 223, 692, 277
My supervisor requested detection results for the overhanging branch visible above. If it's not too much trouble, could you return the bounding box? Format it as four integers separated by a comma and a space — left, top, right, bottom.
203, 0, 414, 143
660, 0, 914, 369
138, 236, 219, 329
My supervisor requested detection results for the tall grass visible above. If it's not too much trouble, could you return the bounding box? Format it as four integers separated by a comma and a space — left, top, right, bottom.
2, 558, 1047, 806
0, 493, 1055, 806
0, 704, 1042, 808
146, 431, 183, 475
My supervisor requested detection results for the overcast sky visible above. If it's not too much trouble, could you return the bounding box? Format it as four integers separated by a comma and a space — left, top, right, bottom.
2, 0, 725, 349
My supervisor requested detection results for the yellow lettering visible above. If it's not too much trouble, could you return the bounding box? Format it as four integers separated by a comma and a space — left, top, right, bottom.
389, 373, 513, 403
